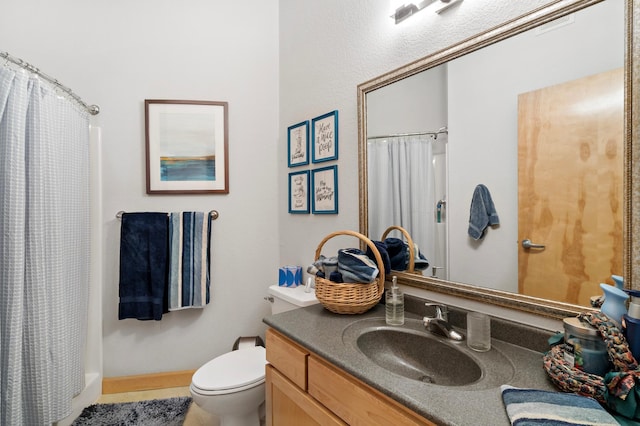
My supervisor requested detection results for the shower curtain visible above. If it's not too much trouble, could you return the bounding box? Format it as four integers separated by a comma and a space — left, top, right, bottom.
0, 67, 90, 424
367, 134, 439, 270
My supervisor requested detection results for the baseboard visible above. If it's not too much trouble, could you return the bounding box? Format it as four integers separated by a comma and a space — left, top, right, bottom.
102, 369, 197, 394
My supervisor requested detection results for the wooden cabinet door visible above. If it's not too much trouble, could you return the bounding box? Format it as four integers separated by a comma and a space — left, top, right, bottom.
266, 365, 346, 426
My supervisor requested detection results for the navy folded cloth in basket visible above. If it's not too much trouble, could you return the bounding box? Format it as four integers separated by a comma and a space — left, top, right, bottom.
500, 385, 618, 426
366, 237, 429, 272
338, 248, 379, 283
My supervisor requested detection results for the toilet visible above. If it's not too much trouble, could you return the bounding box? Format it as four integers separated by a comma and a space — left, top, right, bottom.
189, 284, 318, 426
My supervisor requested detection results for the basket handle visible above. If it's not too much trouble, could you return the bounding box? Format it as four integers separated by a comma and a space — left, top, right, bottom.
381, 225, 415, 273
314, 230, 386, 295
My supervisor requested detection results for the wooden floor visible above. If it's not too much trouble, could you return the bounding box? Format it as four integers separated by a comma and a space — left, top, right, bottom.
97, 386, 217, 426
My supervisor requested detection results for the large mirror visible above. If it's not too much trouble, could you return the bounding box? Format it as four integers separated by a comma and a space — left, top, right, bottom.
358, 0, 639, 319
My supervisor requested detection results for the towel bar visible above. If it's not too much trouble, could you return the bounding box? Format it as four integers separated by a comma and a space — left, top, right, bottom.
116, 210, 219, 220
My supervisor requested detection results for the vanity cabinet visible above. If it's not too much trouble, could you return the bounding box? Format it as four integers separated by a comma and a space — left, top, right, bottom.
265, 328, 435, 426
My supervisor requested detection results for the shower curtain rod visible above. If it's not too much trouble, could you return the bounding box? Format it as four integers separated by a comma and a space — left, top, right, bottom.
1, 51, 100, 116
368, 126, 448, 140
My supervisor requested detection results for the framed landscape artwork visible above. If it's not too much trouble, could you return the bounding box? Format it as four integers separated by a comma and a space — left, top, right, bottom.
145, 99, 229, 194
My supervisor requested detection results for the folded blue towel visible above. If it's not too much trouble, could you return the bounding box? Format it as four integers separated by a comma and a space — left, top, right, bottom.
501, 385, 618, 426
468, 184, 500, 240
365, 240, 391, 273
338, 248, 379, 283
329, 271, 343, 283
382, 238, 429, 271
309, 255, 338, 277
385, 238, 409, 271
168, 212, 211, 310
118, 212, 169, 321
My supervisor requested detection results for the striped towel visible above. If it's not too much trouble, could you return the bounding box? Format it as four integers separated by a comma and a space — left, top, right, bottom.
168, 212, 211, 310
501, 385, 618, 426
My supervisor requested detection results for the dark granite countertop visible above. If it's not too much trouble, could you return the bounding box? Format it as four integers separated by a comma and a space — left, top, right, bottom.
263, 296, 558, 426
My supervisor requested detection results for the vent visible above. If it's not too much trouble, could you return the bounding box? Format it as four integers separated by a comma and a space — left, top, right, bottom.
535, 14, 575, 35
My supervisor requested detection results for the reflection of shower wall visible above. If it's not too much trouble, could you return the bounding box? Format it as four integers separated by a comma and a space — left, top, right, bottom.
367, 64, 449, 278
432, 136, 448, 280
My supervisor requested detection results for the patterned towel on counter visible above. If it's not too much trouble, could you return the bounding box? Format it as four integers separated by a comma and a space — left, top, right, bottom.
500, 385, 618, 426
168, 212, 211, 310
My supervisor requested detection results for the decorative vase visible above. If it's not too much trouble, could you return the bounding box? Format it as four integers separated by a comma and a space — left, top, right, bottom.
612, 274, 624, 290
600, 283, 628, 325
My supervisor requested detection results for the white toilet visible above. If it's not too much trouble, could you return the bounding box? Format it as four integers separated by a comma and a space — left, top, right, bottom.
189, 284, 318, 426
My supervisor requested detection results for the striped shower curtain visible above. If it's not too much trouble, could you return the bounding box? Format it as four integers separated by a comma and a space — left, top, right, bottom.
0, 66, 90, 424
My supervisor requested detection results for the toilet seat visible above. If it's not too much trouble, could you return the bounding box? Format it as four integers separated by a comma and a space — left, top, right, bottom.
192, 346, 266, 394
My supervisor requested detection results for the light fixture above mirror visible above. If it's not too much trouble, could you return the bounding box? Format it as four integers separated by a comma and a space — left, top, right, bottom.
391, 0, 462, 24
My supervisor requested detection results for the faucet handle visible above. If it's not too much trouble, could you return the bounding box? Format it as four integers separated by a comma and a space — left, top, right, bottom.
424, 302, 448, 321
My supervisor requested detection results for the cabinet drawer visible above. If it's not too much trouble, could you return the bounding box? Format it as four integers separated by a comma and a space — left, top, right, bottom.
266, 328, 309, 390
308, 356, 434, 426
266, 365, 346, 426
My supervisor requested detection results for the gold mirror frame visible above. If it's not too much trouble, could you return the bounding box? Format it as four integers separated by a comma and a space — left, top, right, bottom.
358, 0, 639, 319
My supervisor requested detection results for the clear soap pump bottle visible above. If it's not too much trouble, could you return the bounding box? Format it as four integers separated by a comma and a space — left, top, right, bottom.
386, 276, 404, 325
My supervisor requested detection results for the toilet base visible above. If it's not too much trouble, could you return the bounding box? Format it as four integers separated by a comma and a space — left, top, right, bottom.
217, 410, 260, 426
190, 382, 264, 426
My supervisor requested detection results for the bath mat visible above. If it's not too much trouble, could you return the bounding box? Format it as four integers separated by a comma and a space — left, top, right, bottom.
72, 396, 192, 425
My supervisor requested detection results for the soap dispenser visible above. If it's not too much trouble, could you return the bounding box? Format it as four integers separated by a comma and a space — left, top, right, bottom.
386, 276, 404, 325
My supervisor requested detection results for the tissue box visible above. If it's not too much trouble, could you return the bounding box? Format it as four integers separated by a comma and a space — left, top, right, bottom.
279, 266, 302, 287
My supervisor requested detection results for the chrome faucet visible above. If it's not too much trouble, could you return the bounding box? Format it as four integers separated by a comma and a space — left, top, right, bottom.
423, 303, 465, 341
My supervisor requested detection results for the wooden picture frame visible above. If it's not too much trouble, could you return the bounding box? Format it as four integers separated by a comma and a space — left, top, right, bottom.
288, 170, 310, 214
311, 165, 338, 214
287, 120, 309, 167
311, 110, 338, 163
145, 99, 229, 194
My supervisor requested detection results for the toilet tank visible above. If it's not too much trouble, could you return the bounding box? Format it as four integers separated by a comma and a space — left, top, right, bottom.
268, 284, 318, 314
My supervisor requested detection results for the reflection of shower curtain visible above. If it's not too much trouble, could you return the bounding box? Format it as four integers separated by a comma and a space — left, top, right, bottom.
0, 67, 90, 424
367, 134, 437, 267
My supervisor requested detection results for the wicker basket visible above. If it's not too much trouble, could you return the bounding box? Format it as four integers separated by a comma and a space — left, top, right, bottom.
381, 225, 416, 274
314, 230, 385, 315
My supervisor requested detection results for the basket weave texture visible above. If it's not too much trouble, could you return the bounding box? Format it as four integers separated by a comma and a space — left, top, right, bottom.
381, 225, 416, 274
314, 230, 385, 315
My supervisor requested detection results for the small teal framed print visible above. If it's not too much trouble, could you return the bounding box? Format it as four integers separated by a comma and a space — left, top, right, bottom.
288, 170, 310, 214
311, 165, 338, 214
287, 120, 309, 167
311, 110, 338, 163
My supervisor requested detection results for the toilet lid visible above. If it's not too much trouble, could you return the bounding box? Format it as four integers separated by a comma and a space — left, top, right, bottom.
192, 346, 266, 391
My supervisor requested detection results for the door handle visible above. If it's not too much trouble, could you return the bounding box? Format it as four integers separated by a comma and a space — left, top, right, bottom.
522, 239, 545, 249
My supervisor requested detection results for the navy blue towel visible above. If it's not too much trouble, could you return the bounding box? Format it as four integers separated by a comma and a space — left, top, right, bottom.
118, 212, 169, 321
385, 238, 410, 271
365, 240, 391, 274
